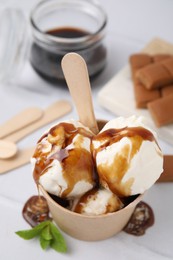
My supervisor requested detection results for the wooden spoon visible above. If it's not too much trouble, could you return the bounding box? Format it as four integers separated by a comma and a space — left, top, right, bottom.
0, 140, 17, 159
0, 146, 34, 174
0, 100, 72, 160
0, 107, 43, 159
61, 53, 99, 134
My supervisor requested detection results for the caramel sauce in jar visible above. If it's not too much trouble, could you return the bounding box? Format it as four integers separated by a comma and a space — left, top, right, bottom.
30, 27, 106, 84
30, 0, 107, 84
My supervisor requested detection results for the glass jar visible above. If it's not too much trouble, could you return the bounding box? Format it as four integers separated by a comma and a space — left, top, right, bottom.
30, 0, 107, 84
0, 8, 29, 83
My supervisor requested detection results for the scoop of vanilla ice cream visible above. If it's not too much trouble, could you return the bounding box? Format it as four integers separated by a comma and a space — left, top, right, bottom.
73, 188, 124, 215
32, 119, 96, 198
92, 116, 163, 197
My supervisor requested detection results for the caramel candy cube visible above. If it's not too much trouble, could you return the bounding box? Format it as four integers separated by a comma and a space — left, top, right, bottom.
157, 155, 173, 182
129, 54, 152, 71
136, 63, 173, 89
134, 80, 160, 108
147, 94, 173, 127
161, 84, 173, 96
162, 58, 173, 75
152, 54, 171, 63
129, 54, 160, 108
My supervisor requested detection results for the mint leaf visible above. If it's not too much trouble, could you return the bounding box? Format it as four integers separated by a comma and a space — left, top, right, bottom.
41, 225, 53, 241
15, 221, 49, 240
15, 220, 67, 254
49, 222, 67, 253
40, 235, 51, 250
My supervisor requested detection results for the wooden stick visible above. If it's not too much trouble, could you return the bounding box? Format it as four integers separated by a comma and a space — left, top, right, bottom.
0, 107, 43, 139
4, 101, 72, 143
61, 53, 99, 134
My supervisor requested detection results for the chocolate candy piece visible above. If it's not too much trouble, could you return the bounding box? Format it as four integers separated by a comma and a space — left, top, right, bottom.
136, 63, 173, 90
22, 195, 51, 227
157, 155, 173, 182
123, 201, 154, 236
147, 94, 173, 127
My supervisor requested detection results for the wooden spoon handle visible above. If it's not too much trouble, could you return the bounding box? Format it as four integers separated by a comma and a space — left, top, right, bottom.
0, 147, 35, 174
0, 107, 43, 139
62, 53, 99, 134
4, 101, 72, 143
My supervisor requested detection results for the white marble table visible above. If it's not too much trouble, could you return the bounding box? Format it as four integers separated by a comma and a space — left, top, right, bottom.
0, 0, 173, 259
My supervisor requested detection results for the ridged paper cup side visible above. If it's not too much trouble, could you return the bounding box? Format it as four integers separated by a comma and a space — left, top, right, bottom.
39, 186, 143, 241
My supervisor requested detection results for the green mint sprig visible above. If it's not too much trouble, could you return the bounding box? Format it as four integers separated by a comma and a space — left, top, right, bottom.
15, 220, 67, 253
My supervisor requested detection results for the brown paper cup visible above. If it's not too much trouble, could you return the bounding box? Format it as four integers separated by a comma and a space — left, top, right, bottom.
40, 186, 143, 241
39, 119, 144, 241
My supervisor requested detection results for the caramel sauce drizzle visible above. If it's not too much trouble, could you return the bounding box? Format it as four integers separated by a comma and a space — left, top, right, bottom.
74, 188, 123, 214
33, 123, 96, 197
33, 123, 158, 199
92, 127, 156, 197
74, 188, 98, 214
